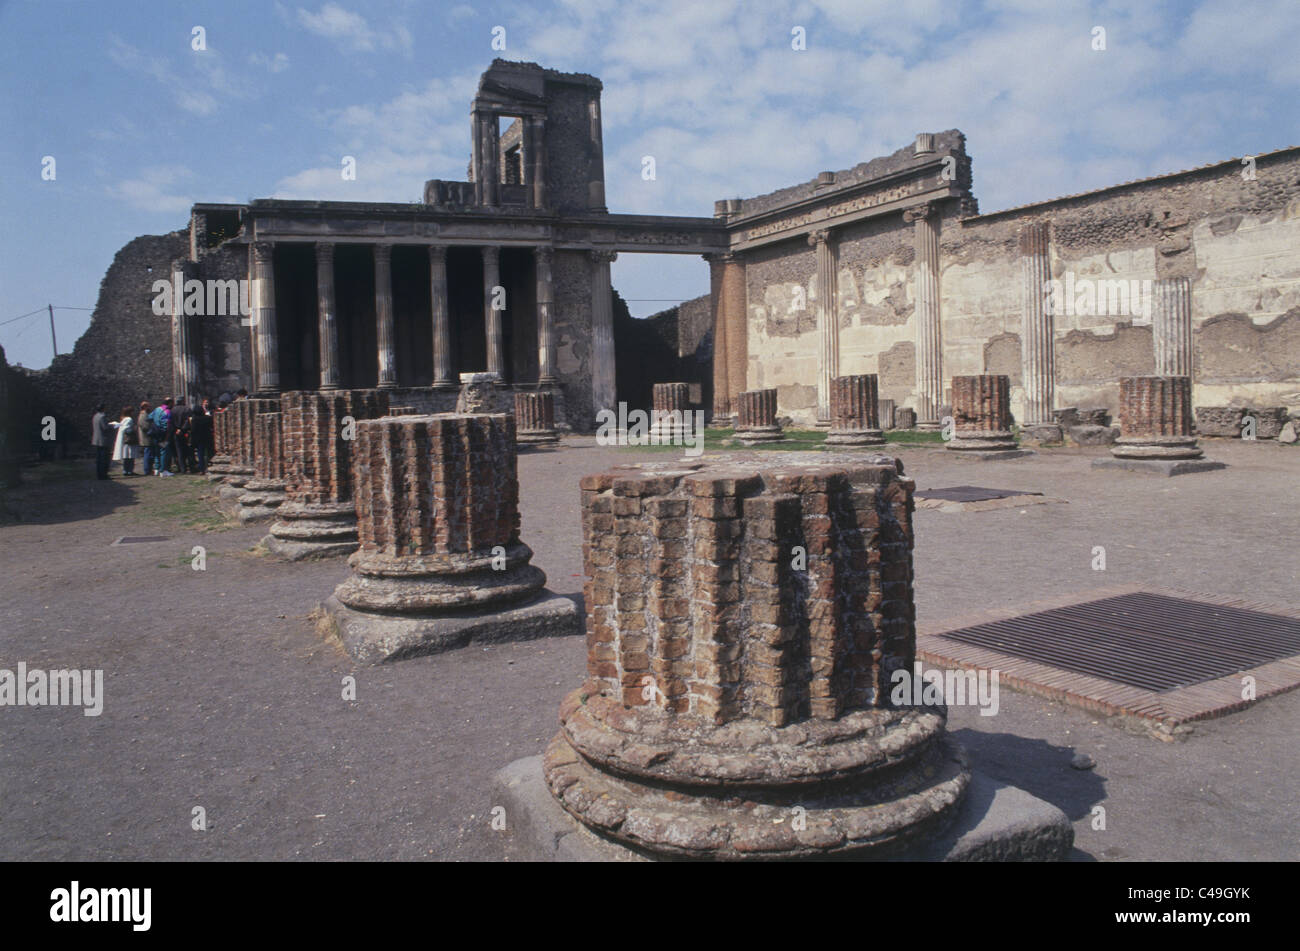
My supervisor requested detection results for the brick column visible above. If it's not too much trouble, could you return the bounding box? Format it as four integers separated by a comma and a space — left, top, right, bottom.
809, 231, 839, 422
374, 244, 397, 389
429, 246, 454, 388
535, 246, 557, 384
250, 241, 280, 395
1019, 222, 1056, 429
905, 203, 941, 428
515, 391, 559, 445
650, 382, 691, 442
207, 408, 234, 481
707, 253, 730, 422
1153, 277, 1192, 377
826, 374, 885, 446
316, 243, 340, 390
734, 388, 784, 444
236, 411, 287, 522
546, 458, 968, 859
590, 250, 617, 422
325, 414, 578, 662
1112, 376, 1203, 459
947, 374, 1018, 452
217, 397, 277, 496
263, 389, 389, 560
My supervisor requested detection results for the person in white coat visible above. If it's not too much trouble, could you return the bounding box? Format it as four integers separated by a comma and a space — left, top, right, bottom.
111, 405, 138, 476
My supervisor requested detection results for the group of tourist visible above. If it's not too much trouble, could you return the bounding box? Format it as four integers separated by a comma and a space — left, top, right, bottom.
90, 389, 247, 481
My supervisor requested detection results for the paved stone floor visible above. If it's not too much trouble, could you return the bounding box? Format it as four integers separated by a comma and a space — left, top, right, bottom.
0, 438, 1296, 861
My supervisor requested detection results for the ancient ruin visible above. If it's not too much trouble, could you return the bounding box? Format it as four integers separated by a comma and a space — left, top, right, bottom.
649, 382, 691, 442
946, 374, 1026, 456
324, 413, 579, 662
263, 389, 389, 560
235, 411, 286, 523
825, 374, 885, 447
732, 388, 784, 445
1094, 376, 1225, 475
217, 397, 276, 501
514, 391, 559, 445
541, 458, 970, 859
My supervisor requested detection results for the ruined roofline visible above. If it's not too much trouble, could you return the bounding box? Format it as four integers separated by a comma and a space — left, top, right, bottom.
963, 143, 1300, 223
479, 57, 602, 91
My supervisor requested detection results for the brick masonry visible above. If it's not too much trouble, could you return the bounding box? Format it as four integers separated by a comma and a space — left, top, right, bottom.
1113, 375, 1203, 460
826, 374, 885, 446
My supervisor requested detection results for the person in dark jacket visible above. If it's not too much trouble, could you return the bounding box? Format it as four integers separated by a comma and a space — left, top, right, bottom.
90, 403, 112, 480
190, 399, 214, 474
137, 401, 155, 474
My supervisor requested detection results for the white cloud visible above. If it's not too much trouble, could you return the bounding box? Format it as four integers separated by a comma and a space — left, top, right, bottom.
107, 166, 198, 213
296, 3, 413, 54
250, 51, 291, 73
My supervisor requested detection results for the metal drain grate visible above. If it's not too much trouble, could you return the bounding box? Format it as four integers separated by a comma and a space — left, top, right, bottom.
112, 536, 171, 545
914, 485, 1042, 503
934, 592, 1300, 691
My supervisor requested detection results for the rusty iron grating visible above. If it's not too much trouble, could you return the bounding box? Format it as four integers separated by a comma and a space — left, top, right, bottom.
914, 485, 1043, 503
112, 536, 171, 545
933, 592, 1300, 692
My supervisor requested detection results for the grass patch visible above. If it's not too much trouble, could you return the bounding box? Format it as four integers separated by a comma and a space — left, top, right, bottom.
883, 429, 945, 445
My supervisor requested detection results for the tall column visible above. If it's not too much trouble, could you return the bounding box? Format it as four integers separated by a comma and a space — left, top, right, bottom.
721, 253, 748, 418
250, 241, 280, 395
905, 203, 941, 427
374, 243, 397, 388
535, 245, 556, 384
1153, 276, 1192, 377
478, 110, 499, 208
483, 246, 504, 378
315, 243, 340, 390
809, 231, 838, 422
590, 250, 617, 419
528, 115, 547, 209
587, 94, 606, 212
429, 245, 453, 388
171, 260, 201, 405
1019, 221, 1054, 424
707, 254, 730, 421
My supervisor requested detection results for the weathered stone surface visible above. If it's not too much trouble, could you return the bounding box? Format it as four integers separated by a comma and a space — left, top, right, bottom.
1280, 421, 1298, 444
894, 406, 916, 430
826, 374, 885, 446
1068, 424, 1120, 446
1244, 406, 1288, 439
947, 374, 1018, 452
1112, 376, 1203, 460
326, 413, 579, 662
1194, 406, 1244, 437
545, 457, 973, 860
514, 391, 560, 445
237, 411, 287, 523
734, 388, 785, 444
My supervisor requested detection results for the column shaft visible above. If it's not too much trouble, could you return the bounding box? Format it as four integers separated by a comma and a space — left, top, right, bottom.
1019, 222, 1054, 424
708, 255, 730, 420
483, 246, 504, 377
528, 116, 547, 209
429, 246, 453, 387
251, 241, 280, 395
1153, 277, 1192, 377
722, 254, 748, 416
535, 246, 556, 383
809, 233, 838, 420
374, 244, 397, 388
172, 260, 201, 405
590, 250, 617, 419
907, 205, 941, 425
316, 243, 340, 389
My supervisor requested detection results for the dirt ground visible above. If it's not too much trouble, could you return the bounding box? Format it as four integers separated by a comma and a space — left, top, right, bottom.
0, 436, 1296, 861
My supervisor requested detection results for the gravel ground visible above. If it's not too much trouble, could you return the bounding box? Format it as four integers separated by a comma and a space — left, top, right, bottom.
0, 437, 1296, 861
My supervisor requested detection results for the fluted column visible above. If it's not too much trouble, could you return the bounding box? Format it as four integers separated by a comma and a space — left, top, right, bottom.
1019, 221, 1054, 424
316, 243, 340, 390
905, 203, 941, 426
374, 243, 397, 388
250, 241, 280, 395
528, 115, 547, 209
535, 246, 556, 384
1153, 276, 1192, 377
590, 250, 617, 419
476, 110, 499, 208
707, 254, 730, 420
722, 253, 748, 417
587, 94, 606, 212
809, 231, 839, 421
171, 260, 201, 405
429, 245, 453, 387
483, 246, 504, 378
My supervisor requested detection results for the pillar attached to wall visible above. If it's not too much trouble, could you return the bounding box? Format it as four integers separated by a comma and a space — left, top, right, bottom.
527, 115, 547, 210
535, 245, 557, 384
904, 202, 941, 429
430, 245, 454, 388
809, 230, 839, 423
590, 249, 618, 422
1153, 277, 1192, 377
171, 259, 201, 407
316, 243, 340, 390
1018, 221, 1058, 439
250, 241, 280, 396
374, 243, 397, 389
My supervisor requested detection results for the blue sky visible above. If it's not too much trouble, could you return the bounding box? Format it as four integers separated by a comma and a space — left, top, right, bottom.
2, 0, 1296, 369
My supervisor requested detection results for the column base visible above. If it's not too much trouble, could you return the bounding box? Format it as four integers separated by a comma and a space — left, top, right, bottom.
236, 480, 287, 523
825, 429, 886, 447
915, 420, 943, 432
263, 501, 359, 561
1110, 436, 1203, 460
1092, 456, 1227, 477
946, 431, 1019, 452
517, 429, 561, 446
733, 427, 787, 445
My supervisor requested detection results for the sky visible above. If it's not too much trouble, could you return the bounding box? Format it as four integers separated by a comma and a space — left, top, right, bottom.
1, 0, 1296, 369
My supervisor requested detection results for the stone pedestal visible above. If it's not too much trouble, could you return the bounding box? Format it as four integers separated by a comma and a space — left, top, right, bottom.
515, 392, 560, 445
457, 371, 502, 414
733, 388, 785, 445
879, 398, 897, 431
219, 397, 276, 500
540, 458, 972, 860
263, 389, 389, 560
895, 407, 917, 430
237, 411, 286, 523
947, 375, 1020, 453
207, 409, 235, 482
826, 374, 885, 447
323, 414, 579, 663
1094, 376, 1225, 475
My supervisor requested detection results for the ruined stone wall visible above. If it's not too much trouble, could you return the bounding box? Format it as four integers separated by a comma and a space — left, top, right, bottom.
543, 74, 604, 215
552, 249, 595, 427
195, 240, 254, 398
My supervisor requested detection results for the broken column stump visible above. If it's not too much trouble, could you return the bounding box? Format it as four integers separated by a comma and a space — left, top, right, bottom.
650, 382, 692, 443
236, 411, 287, 523
733, 388, 785, 445
515, 391, 560, 446
946, 375, 1030, 457
207, 409, 235, 482
263, 389, 389, 560
540, 458, 970, 859
324, 413, 580, 663
1094, 376, 1225, 475
825, 374, 885, 447
218, 397, 277, 500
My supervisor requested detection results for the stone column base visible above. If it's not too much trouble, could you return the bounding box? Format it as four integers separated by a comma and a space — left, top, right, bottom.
1092, 456, 1227, 477
733, 426, 786, 445
263, 501, 359, 560
946, 430, 1019, 452
516, 429, 561, 446
825, 428, 886, 447
1110, 436, 1203, 460
236, 479, 287, 523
